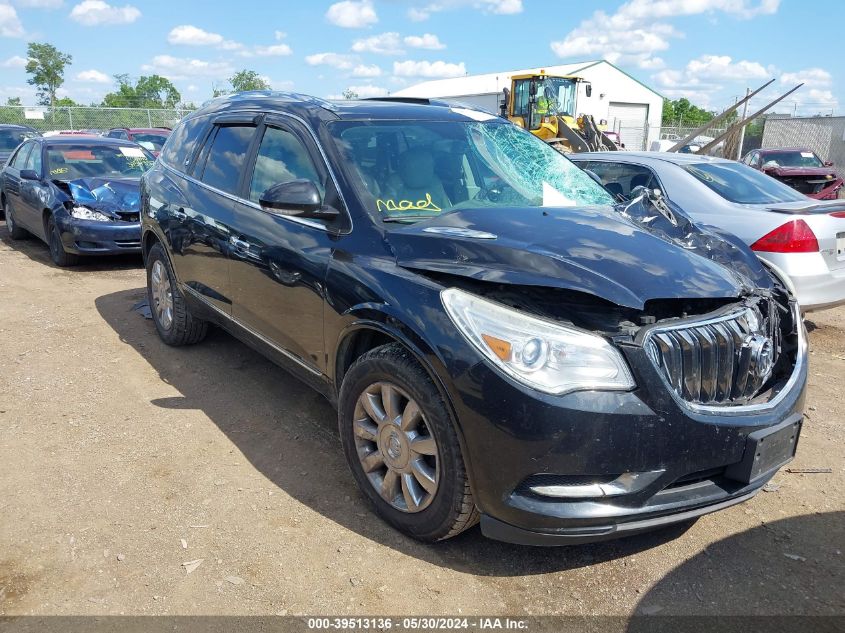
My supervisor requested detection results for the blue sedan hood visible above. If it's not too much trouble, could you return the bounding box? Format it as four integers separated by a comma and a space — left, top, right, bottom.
387, 199, 771, 310
66, 177, 140, 214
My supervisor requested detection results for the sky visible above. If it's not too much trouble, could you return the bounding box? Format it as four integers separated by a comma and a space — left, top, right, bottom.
0, 0, 840, 116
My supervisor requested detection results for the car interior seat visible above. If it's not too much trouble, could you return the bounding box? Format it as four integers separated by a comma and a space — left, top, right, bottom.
604, 182, 625, 200
630, 173, 651, 192
386, 147, 451, 211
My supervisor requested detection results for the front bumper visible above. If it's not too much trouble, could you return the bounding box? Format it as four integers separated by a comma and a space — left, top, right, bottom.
56, 215, 141, 255
807, 179, 843, 200
446, 314, 807, 546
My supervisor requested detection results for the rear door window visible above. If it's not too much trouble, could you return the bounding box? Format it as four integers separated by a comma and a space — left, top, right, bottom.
198, 125, 256, 195
160, 115, 208, 174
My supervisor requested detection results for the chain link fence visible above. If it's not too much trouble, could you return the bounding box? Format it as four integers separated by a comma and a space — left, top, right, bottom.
0, 105, 195, 133
763, 116, 845, 181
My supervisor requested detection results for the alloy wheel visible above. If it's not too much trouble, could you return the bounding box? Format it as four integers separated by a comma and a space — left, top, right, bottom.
150, 259, 174, 331
353, 381, 440, 513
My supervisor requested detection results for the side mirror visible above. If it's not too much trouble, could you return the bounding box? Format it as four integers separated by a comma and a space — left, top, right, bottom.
824, 161, 834, 167
585, 83, 592, 98
500, 87, 510, 118
259, 179, 339, 219
20, 169, 39, 181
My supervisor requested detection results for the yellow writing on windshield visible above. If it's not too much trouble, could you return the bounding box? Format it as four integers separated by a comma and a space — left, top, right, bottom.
376, 193, 441, 214
50, 167, 68, 175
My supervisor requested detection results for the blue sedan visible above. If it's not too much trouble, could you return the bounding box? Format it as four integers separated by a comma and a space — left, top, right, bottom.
0, 136, 154, 266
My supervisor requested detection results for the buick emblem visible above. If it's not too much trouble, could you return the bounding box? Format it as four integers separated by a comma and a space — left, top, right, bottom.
744, 334, 775, 380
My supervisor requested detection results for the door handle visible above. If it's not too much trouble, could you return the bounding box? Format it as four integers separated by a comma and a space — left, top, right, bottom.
229, 236, 251, 251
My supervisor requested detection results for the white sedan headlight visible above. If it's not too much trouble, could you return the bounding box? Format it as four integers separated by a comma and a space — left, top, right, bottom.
70, 206, 113, 222
441, 287, 635, 395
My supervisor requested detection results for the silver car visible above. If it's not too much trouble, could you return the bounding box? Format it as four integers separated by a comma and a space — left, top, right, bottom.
571, 152, 845, 312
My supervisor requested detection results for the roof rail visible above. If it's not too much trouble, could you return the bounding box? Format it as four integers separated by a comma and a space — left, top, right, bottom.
363, 96, 433, 105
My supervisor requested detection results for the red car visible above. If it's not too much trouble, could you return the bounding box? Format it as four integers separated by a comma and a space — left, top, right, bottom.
741, 148, 843, 200
103, 127, 171, 156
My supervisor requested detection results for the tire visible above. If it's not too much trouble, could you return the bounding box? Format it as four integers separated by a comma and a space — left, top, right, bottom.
4, 196, 27, 240
339, 343, 478, 542
46, 214, 79, 267
146, 241, 208, 346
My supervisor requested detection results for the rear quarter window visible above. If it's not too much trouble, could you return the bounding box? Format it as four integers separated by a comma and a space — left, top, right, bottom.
160, 115, 208, 173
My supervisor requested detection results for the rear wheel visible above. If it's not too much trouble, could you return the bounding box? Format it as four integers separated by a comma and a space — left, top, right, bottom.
46, 215, 79, 267
4, 196, 27, 240
339, 343, 478, 542
146, 242, 208, 346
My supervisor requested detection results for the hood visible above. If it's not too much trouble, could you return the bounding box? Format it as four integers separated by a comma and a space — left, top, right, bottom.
60, 177, 141, 215
762, 165, 838, 178
387, 197, 770, 311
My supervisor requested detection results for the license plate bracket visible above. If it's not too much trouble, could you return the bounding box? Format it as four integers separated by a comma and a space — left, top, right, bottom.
724, 418, 802, 484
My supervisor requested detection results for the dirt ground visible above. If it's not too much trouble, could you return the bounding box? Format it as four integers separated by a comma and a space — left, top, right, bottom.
0, 222, 843, 619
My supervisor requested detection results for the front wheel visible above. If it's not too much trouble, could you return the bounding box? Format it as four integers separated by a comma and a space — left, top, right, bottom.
339, 343, 478, 542
46, 215, 79, 267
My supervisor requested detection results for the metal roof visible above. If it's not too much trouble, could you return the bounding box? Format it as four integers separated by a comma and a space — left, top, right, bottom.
392, 60, 663, 100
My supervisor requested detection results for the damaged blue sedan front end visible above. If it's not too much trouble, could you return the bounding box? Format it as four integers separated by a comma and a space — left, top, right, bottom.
55, 177, 143, 255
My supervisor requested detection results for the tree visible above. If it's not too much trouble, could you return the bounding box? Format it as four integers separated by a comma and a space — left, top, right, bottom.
6, 97, 21, 106
102, 74, 181, 108
229, 70, 270, 93
342, 88, 358, 100
54, 97, 78, 106
25, 42, 72, 109
662, 97, 715, 126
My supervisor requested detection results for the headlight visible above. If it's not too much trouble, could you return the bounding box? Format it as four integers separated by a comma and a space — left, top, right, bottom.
70, 206, 112, 222
441, 287, 635, 395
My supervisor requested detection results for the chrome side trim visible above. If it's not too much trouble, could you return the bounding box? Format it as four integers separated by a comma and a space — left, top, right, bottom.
182, 284, 323, 377
643, 302, 806, 416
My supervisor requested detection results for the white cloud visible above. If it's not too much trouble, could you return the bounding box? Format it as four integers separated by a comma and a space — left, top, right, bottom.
781, 68, 831, 89
1, 54, 27, 68
325, 0, 377, 28
351, 32, 403, 55
274, 30, 286, 40
305, 52, 356, 70
409, 0, 522, 21
686, 55, 769, 81
69, 0, 140, 26
252, 43, 292, 57
0, 5, 25, 37
141, 55, 232, 81
168, 24, 224, 46
76, 68, 110, 83
352, 64, 382, 77
329, 84, 388, 99
393, 59, 466, 78
404, 33, 445, 50
550, 0, 779, 69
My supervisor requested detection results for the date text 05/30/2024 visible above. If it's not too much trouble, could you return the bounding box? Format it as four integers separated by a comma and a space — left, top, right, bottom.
307, 617, 530, 630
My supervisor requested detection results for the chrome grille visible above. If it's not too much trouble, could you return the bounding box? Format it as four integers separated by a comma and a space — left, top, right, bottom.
645, 301, 782, 406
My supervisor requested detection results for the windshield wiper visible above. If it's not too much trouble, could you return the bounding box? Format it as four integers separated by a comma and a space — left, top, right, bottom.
382, 215, 440, 223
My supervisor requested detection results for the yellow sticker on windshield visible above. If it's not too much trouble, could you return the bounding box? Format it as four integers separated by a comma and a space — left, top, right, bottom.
376, 193, 441, 214
50, 167, 68, 175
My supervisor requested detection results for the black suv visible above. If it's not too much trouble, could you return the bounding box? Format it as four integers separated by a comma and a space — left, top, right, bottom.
141, 92, 807, 545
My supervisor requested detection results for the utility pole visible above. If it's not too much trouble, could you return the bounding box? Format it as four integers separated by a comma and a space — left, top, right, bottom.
735, 87, 751, 160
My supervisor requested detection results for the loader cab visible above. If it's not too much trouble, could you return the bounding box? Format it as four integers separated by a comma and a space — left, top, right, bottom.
507, 74, 582, 132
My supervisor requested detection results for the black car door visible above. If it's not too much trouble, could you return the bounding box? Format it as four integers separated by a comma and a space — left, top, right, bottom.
18, 141, 45, 231
169, 117, 258, 315
227, 116, 343, 376
3, 141, 32, 227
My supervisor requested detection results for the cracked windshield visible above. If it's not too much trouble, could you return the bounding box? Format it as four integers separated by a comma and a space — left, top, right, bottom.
330, 118, 613, 221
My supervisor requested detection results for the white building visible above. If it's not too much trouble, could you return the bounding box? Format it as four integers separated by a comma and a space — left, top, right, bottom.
392, 60, 664, 151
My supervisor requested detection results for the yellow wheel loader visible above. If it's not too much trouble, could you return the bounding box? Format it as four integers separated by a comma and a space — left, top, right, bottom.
500, 72, 619, 153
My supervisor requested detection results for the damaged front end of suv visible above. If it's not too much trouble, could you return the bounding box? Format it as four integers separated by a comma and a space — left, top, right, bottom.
381, 185, 805, 545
